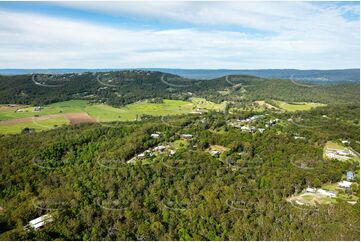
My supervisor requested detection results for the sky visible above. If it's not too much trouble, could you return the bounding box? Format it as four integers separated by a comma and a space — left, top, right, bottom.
0, 0, 359, 69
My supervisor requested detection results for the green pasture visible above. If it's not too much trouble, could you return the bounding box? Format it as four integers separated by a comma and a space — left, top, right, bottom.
0, 100, 89, 121
87, 99, 194, 122
274, 100, 326, 112
0, 98, 225, 134
0, 117, 69, 134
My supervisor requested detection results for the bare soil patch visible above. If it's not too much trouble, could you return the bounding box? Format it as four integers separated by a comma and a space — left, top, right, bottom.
65, 112, 97, 125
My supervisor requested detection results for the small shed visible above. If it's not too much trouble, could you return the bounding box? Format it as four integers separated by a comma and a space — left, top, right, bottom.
347, 171, 354, 181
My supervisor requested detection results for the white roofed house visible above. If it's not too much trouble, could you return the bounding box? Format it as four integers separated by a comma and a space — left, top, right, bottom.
316, 189, 337, 197
294, 136, 306, 140
153, 145, 166, 152
305, 187, 316, 193
150, 133, 160, 138
33, 106, 41, 112
341, 140, 350, 145
24, 214, 53, 231
209, 150, 221, 156
338, 180, 352, 189
180, 134, 193, 139
240, 126, 255, 132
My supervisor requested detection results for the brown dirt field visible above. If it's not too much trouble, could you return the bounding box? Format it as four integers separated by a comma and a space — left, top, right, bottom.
65, 112, 97, 125
254, 100, 279, 110
0, 112, 97, 126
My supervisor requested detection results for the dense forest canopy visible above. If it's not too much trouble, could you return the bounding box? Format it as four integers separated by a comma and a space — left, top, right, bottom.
0, 71, 359, 106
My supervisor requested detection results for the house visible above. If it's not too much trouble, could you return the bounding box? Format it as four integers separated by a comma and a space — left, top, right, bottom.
268, 119, 279, 125
137, 153, 145, 158
154, 145, 166, 152
294, 136, 306, 140
305, 187, 316, 193
347, 171, 354, 181
137, 150, 153, 158
341, 140, 350, 145
209, 150, 221, 156
338, 180, 352, 189
25, 214, 53, 231
181, 134, 193, 139
316, 189, 336, 197
258, 128, 265, 133
240, 115, 264, 123
33, 106, 41, 112
240, 126, 255, 132
336, 150, 351, 156
150, 133, 160, 138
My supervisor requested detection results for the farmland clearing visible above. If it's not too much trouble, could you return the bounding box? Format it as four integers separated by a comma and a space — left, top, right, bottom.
273, 100, 326, 112
0, 98, 223, 134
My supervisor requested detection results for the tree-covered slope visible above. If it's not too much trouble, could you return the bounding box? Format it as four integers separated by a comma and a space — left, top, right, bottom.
0, 71, 359, 107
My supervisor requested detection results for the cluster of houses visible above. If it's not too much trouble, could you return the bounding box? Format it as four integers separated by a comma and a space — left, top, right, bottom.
304, 171, 355, 198
228, 115, 279, 134
133, 144, 176, 161
127, 132, 193, 163
324, 147, 356, 161
16, 106, 41, 113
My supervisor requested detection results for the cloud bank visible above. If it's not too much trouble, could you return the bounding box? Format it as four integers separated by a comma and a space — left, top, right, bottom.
0, 1, 359, 69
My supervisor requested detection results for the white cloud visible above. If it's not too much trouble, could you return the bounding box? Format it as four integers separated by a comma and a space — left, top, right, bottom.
0, 1, 359, 69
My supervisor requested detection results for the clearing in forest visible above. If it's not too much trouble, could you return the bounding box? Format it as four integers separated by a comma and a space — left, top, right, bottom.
273, 100, 326, 112
0, 98, 224, 134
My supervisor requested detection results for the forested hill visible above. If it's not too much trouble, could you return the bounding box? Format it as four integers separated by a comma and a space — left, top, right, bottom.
0, 70, 359, 106
0, 69, 359, 83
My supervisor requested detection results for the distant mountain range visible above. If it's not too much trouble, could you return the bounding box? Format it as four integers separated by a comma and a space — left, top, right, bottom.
0, 68, 359, 83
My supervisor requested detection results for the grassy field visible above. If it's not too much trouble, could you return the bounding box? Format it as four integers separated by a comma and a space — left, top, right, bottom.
273, 100, 326, 112
87, 99, 194, 122
190, 97, 226, 111
0, 100, 89, 121
0, 98, 223, 134
325, 141, 347, 150
0, 117, 69, 134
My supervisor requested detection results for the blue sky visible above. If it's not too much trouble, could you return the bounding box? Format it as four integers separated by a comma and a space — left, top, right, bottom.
0, 1, 359, 69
